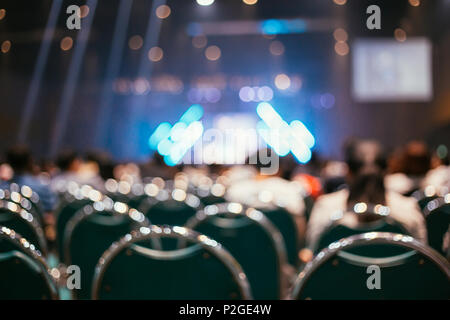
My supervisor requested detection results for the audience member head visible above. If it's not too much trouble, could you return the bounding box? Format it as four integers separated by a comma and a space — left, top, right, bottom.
6, 145, 34, 175
345, 139, 387, 177
56, 149, 81, 172
278, 153, 298, 180
401, 141, 431, 176
85, 150, 114, 180
344, 139, 387, 206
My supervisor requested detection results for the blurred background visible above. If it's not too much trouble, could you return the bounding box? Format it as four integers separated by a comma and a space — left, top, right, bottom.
0, 0, 449, 163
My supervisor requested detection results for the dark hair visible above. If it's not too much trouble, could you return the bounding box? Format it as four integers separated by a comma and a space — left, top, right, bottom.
6, 145, 33, 174
401, 141, 431, 176
85, 150, 114, 180
344, 140, 387, 213
345, 139, 387, 175
347, 173, 386, 205
278, 153, 297, 180
56, 149, 78, 171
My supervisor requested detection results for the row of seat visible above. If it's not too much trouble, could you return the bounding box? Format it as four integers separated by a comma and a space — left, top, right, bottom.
1, 223, 449, 300
0, 181, 449, 299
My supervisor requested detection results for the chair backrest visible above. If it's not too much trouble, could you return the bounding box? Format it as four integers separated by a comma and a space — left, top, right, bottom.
0, 187, 44, 226
64, 201, 151, 299
260, 206, 299, 267
0, 200, 47, 255
412, 187, 445, 211
55, 196, 93, 260
0, 227, 58, 299
92, 225, 251, 300
55, 186, 110, 261
316, 204, 410, 257
291, 232, 450, 300
139, 189, 202, 227
423, 196, 450, 255
184, 203, 288, 299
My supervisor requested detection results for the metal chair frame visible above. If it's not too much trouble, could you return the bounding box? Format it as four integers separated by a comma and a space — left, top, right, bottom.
0, 226, 59, 299
91, 225, 252, 300
290, 232, 450, 299
184, 202, 289, 299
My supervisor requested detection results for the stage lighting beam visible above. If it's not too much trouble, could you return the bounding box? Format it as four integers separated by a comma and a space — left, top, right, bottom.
50, 0, 98, 156
17, 0, 63, 143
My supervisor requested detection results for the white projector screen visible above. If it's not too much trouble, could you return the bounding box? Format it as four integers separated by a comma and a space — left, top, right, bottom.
352, 38, 432, 102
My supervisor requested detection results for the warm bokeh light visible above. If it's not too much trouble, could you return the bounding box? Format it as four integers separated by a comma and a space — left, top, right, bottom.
148, 46, 164, 62
60, 37, 73, 51
133, 78, 150, 95
334, 41, 349, 56
192, 35, 207, 48
333, 0, 347, 5
79, 5, 90, 18
156, 4, 171, 19
333, 28, 348, 42
197, 0, 215, 6
408, 0, 420, 7
129, 35, 143, 50
269, 40, 285, 56
243, 0, 258, 5
394, 28, 407, 42
274, 73, 291, 90
1, 40, 11, 53
205, 45, 221, 61
0, 9, 6, 21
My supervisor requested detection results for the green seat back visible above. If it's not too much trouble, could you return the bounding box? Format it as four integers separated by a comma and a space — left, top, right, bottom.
68, 213, 135, 299
317, 220, 410, 257
261, 207, 299, 267
296, 246, 450, 300
56, 199, 92, 260
97, 243, 244, 300
0, 250, 55, 300
193, 216, 281, 299
145, 200, 198, 250
200, 195, 226, 206
418, 196, 439, 211
0, 209, 45, 253
145, 200, 197, 226
426, 204, 450, 255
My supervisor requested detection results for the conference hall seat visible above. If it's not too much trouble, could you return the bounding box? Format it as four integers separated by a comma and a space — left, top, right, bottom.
291, 232, 450, 300
0, 186, 44, 226
55, 186, 107, 261
184, 203, 288, 300
259, 206, 300, 268
423, 195, 450, 255
0, 226, 58, 299
92, 225, 251, 300
0, 200, 47, 255
139, 188, 201, 226
63, 201, 153, 299
315, 203, 410, 257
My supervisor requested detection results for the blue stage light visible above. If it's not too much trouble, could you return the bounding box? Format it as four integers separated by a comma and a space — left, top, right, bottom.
256, 103, 315, 164
179, 104, 204, 124
261, 19, 285, 35
165, 121, 204, 166
148, 122, 172, 149
290, 120, 315, 148
261, 18, 307, 35
149, 105, 205, 166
